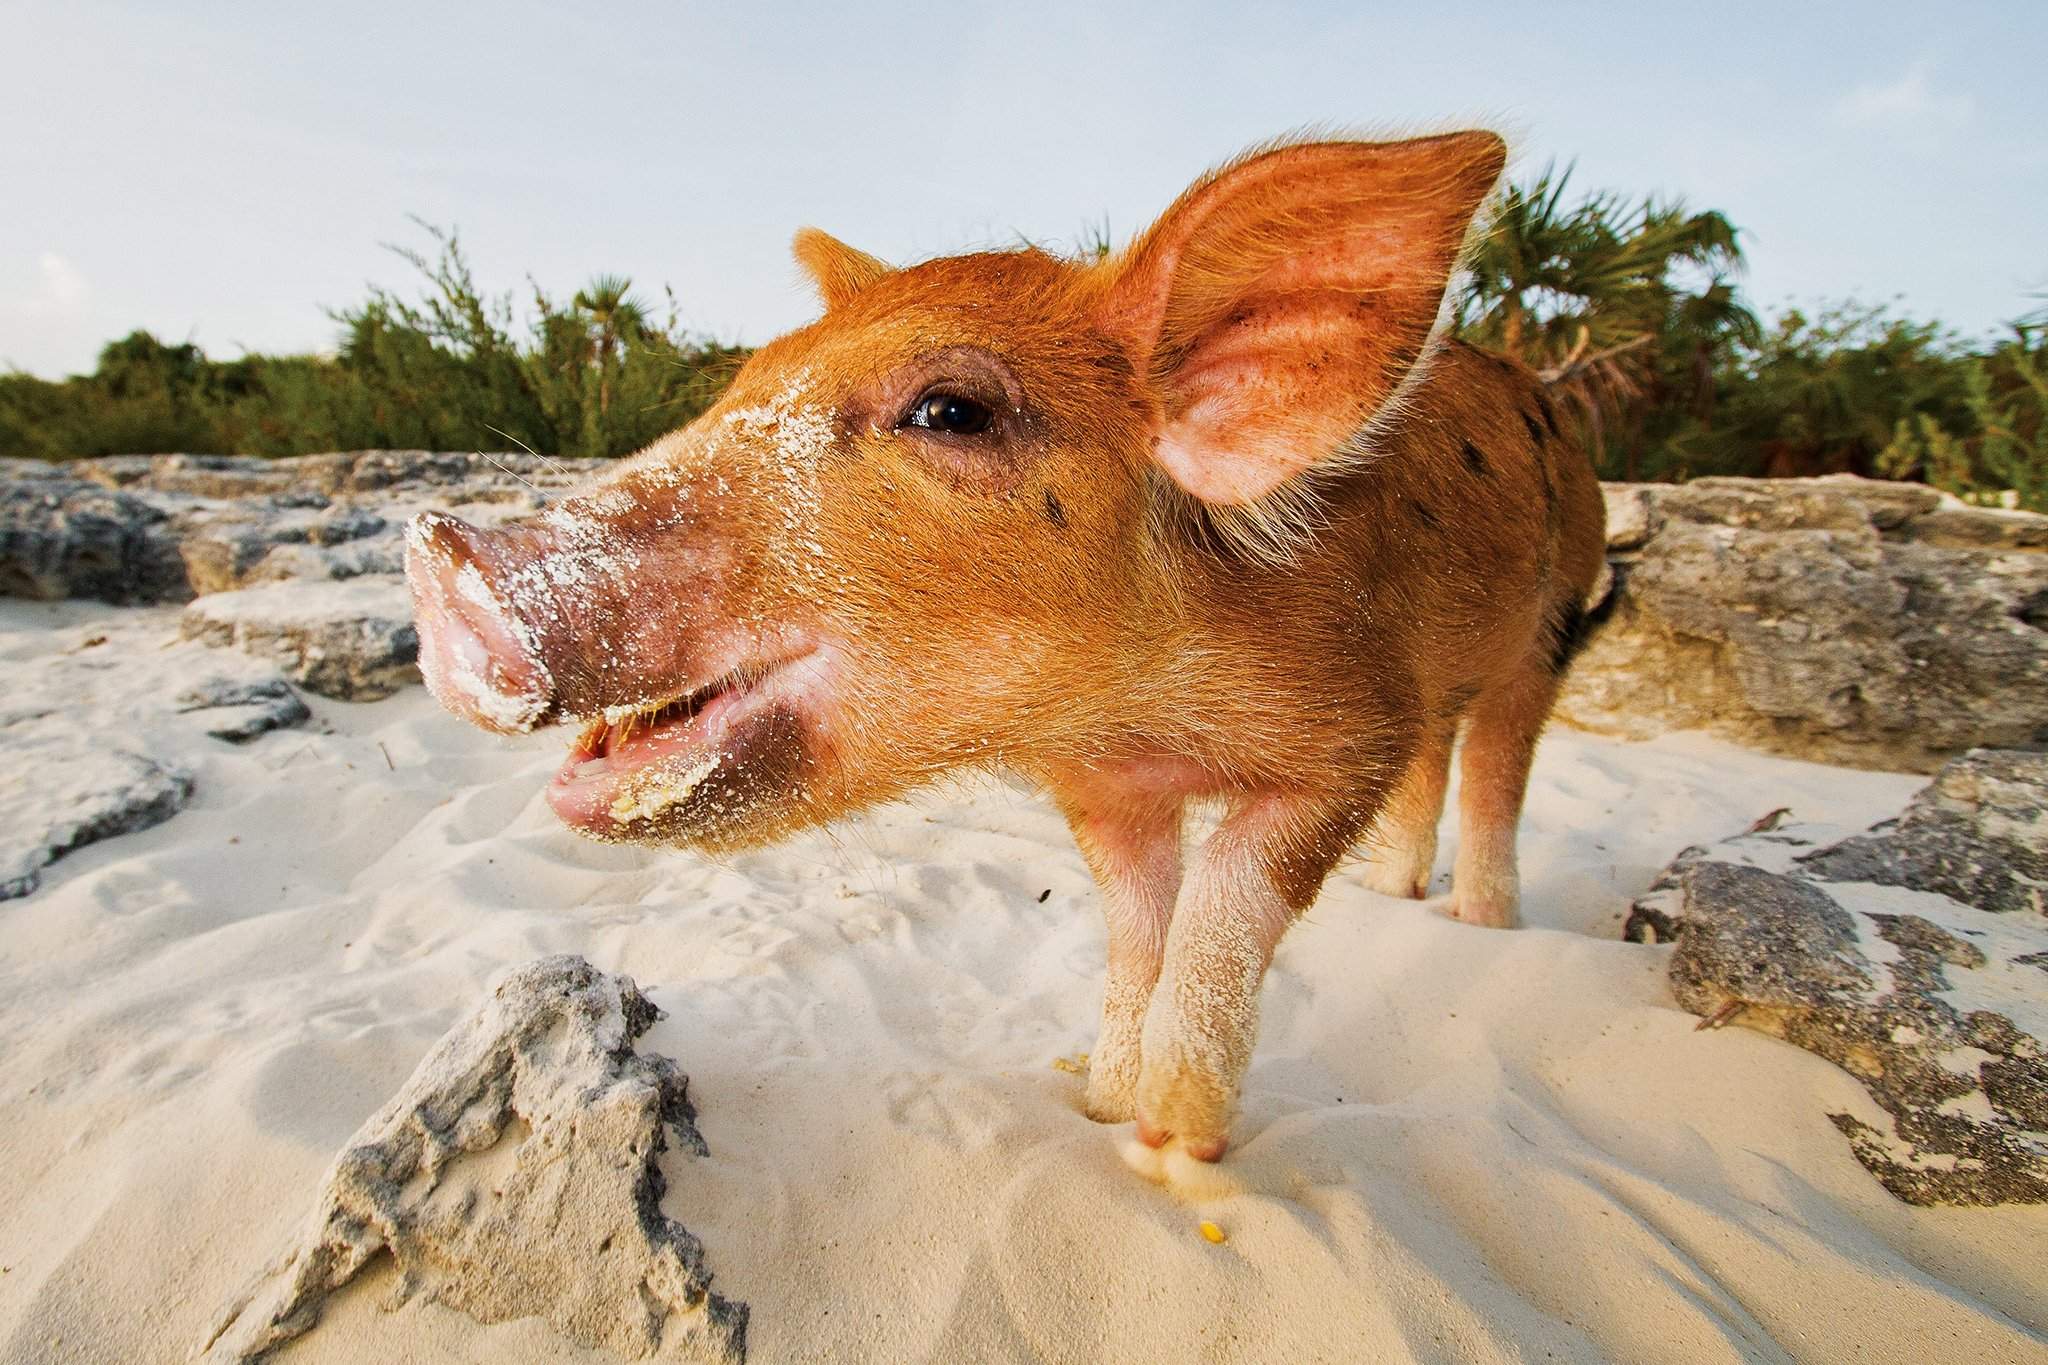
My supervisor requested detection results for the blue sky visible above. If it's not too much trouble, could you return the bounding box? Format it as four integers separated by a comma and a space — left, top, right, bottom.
3, 1, 2043, 377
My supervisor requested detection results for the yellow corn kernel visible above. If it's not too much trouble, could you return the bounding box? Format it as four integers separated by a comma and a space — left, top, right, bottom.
1199, 1220, 1226, 1245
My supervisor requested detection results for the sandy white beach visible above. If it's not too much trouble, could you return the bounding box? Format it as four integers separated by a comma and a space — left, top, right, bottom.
1, 597, 2043, 1364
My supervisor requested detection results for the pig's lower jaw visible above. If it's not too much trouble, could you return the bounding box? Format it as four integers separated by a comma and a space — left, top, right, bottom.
545, 649, 824, 847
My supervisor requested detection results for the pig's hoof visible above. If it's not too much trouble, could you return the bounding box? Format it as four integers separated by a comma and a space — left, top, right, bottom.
1134, 1061, 1234, 1161
1135, 1110, 1229, 1162
1440, 894, 1518, 929
1359, 857, 1429, 900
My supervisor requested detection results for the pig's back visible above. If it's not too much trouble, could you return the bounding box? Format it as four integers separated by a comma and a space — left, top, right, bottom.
1313, 339, 1606, 701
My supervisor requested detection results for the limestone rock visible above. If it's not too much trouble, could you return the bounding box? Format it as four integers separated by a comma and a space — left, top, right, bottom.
179, 504, 396, 595
1627, 750, 2048, 1206
0, 475, 190, 603
1802, 749, 2047, 915
71, 452, 302, 500
305, 449, 578, 497
201, 955, 747, 1364
1, 452, 585, 609
1900, 504, 2048, 552
0, 740, 190, 899
241, 535, 406, 585
0, 617, 308, 898
181, 576, 420, 700
66, 450, 580, 502
175, 675, 312, 742
1563, 475, 2048, 771
1599, 483, 1654, 550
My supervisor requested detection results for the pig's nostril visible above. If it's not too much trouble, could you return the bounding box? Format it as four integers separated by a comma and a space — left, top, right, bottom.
404, 509, 509, 584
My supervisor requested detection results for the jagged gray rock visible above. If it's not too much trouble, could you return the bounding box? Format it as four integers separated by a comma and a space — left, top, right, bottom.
0, 473, 191, 603
200, 955, 746, 1364
241, 534, 405, 586
175, 675, 311, 742
0, 617, 308, 898
1802, 749, 2048, 915
180, 576, 420, 700
1, 452, 582, 607
0, 740, 191, 899
1560, 475, 2048, 771
1626, 749, 2048, 1206
179, 503, 395, 595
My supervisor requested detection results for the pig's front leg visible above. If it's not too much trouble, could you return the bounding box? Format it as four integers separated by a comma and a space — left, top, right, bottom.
1056, 785, 1185, 1124
1135, 794, 1365, 1159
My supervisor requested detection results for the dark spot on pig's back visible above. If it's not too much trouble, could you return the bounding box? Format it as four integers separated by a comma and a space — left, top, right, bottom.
1522, 410, 1547, 447
1043, 488, 1068, 529
1533, 454, 1560, 579
1461, 440, 1490, 477
1545, 591, 1618, 677
1408, 499, 1441, 532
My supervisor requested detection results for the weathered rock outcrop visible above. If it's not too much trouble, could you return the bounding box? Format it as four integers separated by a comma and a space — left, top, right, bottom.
0, 615, 308, 898
1801, 748, 2047, 915
202, 955, 746, 1364
1560, 476, 2048, 772
0, 743, 191, 900
0, 467, 190, 603
2, 453, 590, 699
0, 452, 582, 606
178, 503, 394, 595
1626, 749, 2048, 1206
181, 576, 420, 701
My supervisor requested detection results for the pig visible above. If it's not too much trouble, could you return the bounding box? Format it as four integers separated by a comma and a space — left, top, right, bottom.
405, 130, 1606, 1163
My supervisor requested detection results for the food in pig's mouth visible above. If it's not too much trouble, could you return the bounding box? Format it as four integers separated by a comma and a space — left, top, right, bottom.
544, 651, 815, 836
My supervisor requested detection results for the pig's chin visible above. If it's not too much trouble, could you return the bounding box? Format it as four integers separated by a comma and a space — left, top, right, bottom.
545, 654, 819, 847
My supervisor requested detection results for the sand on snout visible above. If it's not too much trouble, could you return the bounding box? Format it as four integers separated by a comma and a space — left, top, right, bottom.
0, 599, 2042, 1364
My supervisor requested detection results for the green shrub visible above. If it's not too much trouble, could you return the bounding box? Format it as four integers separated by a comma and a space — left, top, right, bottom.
0, 223, 746, 462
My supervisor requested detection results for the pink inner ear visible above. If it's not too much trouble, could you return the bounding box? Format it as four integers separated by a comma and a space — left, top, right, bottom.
1155, 248, 1431, 506
1109, 134, 1505, 509
1155, 426, 1306, 506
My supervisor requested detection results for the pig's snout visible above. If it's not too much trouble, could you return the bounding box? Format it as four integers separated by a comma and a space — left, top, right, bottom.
404, 511, 554, 734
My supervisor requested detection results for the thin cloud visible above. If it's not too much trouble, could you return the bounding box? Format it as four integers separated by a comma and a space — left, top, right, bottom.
1833, 62, 1975, 141
36, 253, 88, 309
0, 254, 97, 375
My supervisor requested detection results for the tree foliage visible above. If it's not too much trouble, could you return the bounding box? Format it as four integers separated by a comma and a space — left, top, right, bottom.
1452, 164, 2045, 508
0, 223, 744, 461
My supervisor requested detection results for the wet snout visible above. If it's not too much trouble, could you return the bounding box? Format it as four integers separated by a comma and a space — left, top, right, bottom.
404, 511, 557, 734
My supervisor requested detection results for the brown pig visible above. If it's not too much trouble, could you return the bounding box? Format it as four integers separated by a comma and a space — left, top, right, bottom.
405, 131, 1606, 1162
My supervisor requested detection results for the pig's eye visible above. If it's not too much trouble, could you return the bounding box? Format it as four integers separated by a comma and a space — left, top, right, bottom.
903, 391, 995, 436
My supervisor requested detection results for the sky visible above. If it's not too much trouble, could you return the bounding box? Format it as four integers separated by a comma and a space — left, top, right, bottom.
2, 1, 2044, 378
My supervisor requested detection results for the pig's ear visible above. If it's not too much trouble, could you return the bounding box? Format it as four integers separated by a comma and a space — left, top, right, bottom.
793, 228, 892, 311
1100, 132, 1505, 508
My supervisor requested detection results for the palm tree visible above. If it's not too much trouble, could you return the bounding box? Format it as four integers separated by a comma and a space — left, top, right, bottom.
573, 275, 649, 412
1667, 276, 1763, 423
1454, 162, 1753, 475
2018, 285, 2048, 336
570, 275, 650, 455
1457, 164, 1744, 363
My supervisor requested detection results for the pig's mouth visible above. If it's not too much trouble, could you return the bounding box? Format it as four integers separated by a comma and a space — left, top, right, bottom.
544, 650, 818, 839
